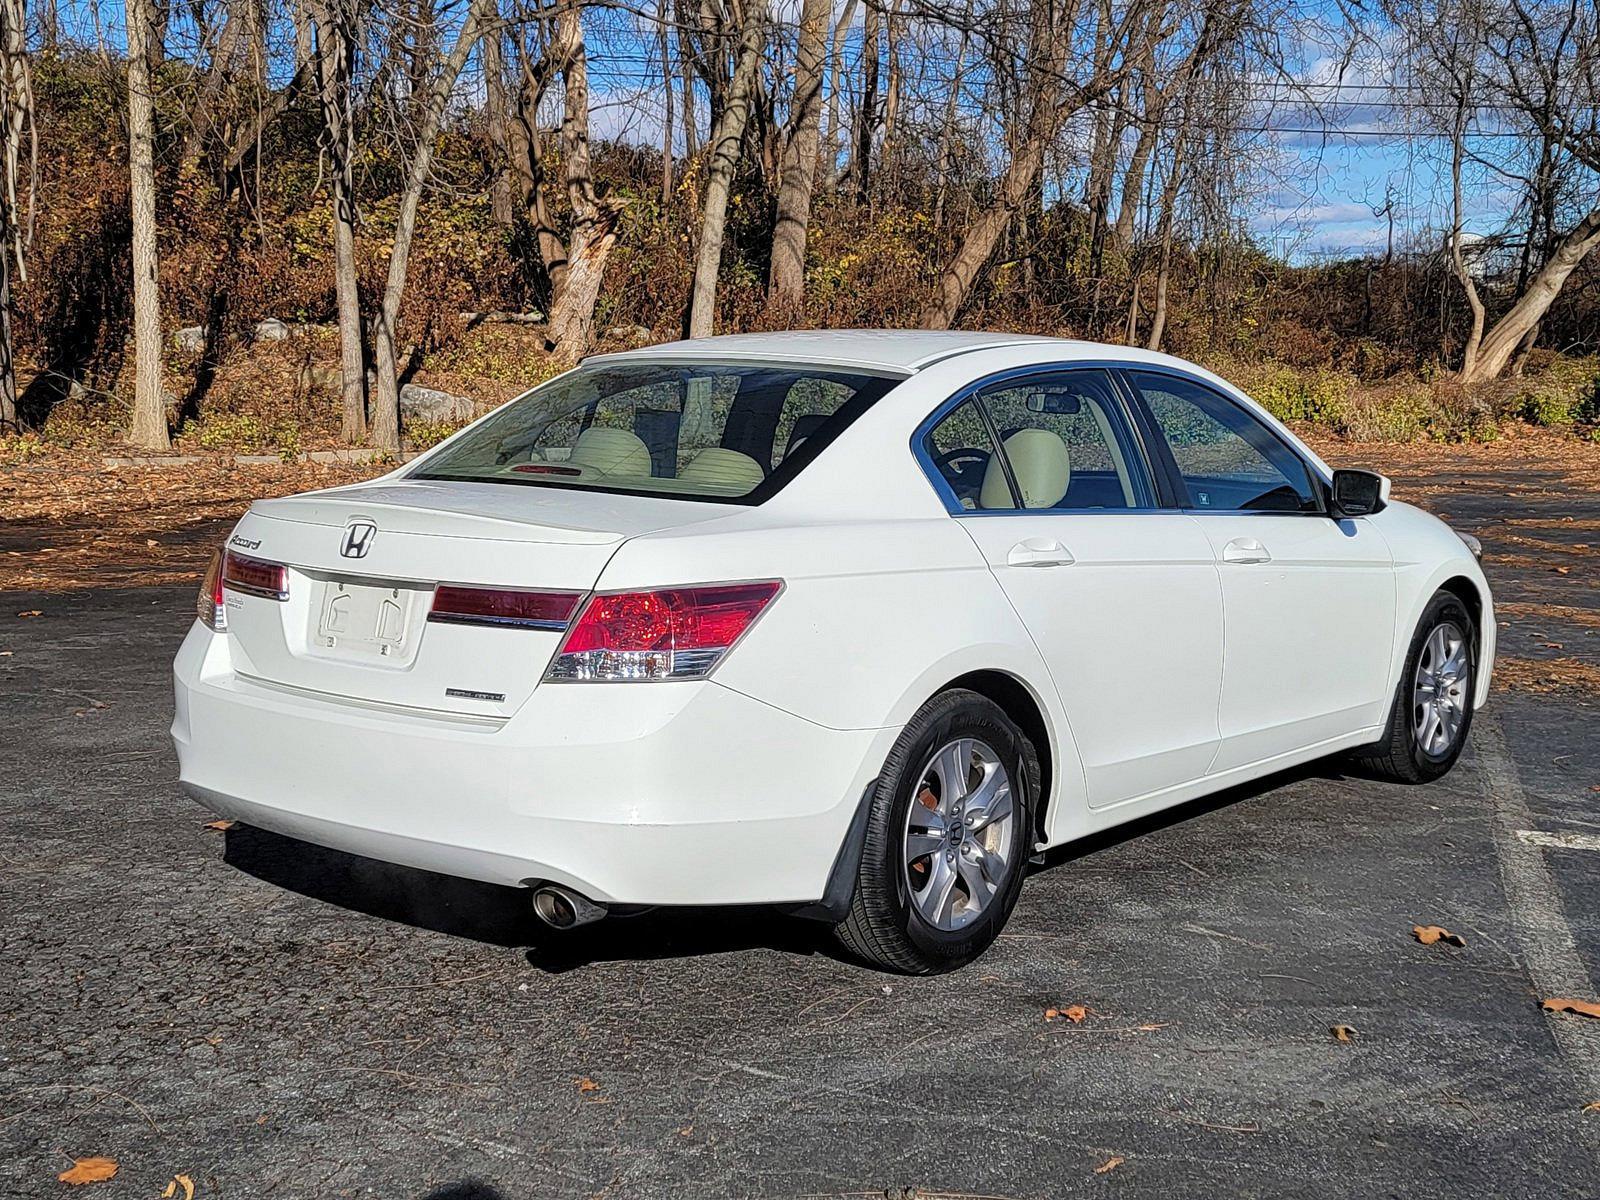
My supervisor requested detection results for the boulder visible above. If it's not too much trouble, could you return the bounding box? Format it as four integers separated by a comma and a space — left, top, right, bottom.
400, 383, 478, 425
173, 326, 208, 353
604, 324, 653, 348
255, 318, 292, 341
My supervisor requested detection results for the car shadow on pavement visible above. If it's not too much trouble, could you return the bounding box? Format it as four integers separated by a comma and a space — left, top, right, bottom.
222, 824, 835, 971
223, 759, 1366, 973
419, 1184, 507, 1200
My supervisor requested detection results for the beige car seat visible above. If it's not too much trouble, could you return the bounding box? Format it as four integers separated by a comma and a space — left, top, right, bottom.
569, 427, 652, 477
679, 447, 765, 492
978, 429, 1072, 509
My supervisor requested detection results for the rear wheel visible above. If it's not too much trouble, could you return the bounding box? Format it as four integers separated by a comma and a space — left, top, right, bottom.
1352, 590, 1476, 783
833, 689, 1038, 974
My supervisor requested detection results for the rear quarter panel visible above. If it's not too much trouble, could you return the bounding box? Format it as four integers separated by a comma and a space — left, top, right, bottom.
597, 517, 1089, 841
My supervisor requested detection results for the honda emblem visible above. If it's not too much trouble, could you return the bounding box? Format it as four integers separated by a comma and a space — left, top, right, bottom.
340, 520, 378, 559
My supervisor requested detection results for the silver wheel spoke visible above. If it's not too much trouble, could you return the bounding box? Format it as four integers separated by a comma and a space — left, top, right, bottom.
922, 855, 960, 926
957, 852, 994, 913
905, 830, 945, 862
931, 739, 974, 810
964, 768, 1012, 833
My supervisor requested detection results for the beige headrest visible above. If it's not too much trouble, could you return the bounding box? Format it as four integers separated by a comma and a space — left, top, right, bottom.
569, 427, 651, 476
679, 447, 765, 491
979, 429, 1072, 509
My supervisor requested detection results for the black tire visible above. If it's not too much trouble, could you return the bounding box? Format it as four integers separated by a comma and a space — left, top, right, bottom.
833, 689, 1039, 974
1351, 590, 1477, 783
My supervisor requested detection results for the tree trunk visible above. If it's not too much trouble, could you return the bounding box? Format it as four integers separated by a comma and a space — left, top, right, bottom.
767, 0, 828, 305
0, 0, 31, 433
0, 246, 15, 433
658, 0, 674, 205
676, 0, 698, 156
312, 0, 366, 441
369, 0, 493, 452
483, 11, 513, 226
1462, 205, 1600, 383
126, 0, 170, 449
1446, 94, 1485, 382
545, 6, 620, 361
686, 1, 765, 339
853, 0, 879, 203
1112, 94, 1159, 246
819, 0, 857, 188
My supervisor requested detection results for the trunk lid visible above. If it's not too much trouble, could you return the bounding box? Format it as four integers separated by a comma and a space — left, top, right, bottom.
220, 479, 730, 717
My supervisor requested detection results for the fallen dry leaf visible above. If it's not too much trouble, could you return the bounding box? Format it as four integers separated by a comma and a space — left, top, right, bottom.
203, 819, 235, 831
1094, 1155, 1126, 1175
575, 1077, 600, 1092
16, 609, 41, 618
1584, 1101, 1600, 1114
1332, 1024, 1356, 1043
162, 1175, 196, 1200
1413, 924, 1466, 947
57, 1158, 118, 1185
1063, 1004, 1088, 1023
1541, 998, 1600, 1020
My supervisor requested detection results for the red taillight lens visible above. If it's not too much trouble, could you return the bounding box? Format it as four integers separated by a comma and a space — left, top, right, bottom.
546, 580, 782, 681
222, 551, 289, 600
429, 585, 584, 629
197, 551, 226, 632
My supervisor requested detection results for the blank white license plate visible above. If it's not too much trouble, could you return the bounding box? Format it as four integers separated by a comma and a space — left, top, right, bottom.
314, 578, 423, 660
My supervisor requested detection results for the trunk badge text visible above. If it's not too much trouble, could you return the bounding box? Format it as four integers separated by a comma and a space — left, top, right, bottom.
341, 520, 378, 559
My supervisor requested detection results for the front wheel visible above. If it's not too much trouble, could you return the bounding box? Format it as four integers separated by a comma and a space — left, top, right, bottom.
1352, 590, 1477, 783
833, 689, 1038, 974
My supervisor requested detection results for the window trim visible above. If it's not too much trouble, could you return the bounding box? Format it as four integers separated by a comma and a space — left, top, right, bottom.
911, 362, 1175, 517
1115, 365, 1332, 517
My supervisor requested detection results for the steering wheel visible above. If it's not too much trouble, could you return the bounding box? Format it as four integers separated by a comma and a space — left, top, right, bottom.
935, 446, 991, 481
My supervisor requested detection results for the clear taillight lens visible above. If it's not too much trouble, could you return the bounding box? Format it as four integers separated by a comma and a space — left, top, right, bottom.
545, 580, 782, 681
222, 551, 289, 600
429, 585, 584, 630
197, 551, 226, 632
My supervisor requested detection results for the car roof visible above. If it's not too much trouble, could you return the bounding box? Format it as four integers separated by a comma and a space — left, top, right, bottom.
585, 329, 1089, 374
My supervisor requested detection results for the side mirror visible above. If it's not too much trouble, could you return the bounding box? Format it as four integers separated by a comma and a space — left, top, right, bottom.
1329, 469, 1390, 518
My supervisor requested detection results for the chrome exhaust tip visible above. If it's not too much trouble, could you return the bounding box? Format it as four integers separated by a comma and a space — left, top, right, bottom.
530, 884, 607, 929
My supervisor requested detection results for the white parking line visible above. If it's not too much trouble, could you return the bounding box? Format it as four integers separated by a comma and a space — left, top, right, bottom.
1477, 713, 1600, 1097
1515, 828, 1600, 853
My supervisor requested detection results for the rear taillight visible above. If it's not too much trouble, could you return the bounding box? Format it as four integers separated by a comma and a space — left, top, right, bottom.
545, 580, 782, 682
197, 551, 226, 632
429, 585, 584, 630
222, 551, 289, 600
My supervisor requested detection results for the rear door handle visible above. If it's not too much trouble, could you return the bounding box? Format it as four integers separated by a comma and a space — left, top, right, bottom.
1221, 536, 1272, 564
1007, 537, 1074, 568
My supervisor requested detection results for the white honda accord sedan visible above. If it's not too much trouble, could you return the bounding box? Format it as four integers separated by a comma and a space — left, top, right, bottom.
173, 331, 1493, 972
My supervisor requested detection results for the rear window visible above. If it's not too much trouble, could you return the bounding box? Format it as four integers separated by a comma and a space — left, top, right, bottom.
410, 362, 902, 503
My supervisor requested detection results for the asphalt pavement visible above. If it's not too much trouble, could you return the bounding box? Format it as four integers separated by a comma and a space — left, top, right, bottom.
2, 583, 1598, 1199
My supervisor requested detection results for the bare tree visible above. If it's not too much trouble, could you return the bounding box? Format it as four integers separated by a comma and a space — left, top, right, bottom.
311, 0, 367, 441
368, 0, 495, 451
0, 0, 34, 432
686, 0, 765, 338
920, 0, 1152, 330
544, 5, 623, 360
127, 0, 170, 449
819, 0, 858, 188
768, 0, 829, 304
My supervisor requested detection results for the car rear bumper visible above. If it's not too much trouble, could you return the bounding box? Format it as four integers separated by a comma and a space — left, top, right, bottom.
171, 623, 897, 906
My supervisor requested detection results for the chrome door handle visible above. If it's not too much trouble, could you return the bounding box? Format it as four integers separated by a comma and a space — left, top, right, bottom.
1007, 538, 1074, 568
1221, 537, 1272, 564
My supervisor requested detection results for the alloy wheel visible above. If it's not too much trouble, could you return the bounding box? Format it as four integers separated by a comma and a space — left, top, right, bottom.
902, 737, 1016, 931
1412, 620, 1470, 759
